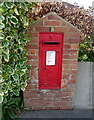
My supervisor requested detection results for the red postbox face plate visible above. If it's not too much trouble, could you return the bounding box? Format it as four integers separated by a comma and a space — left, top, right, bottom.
39, 32, 64, 89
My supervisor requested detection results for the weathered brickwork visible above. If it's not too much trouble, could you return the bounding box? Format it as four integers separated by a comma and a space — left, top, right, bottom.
24, 12, 81, 110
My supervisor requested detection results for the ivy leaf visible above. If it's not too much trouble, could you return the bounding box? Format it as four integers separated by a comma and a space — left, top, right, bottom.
2, 39, 9, 47
0, 16, 5, 22
23, 21, 29, 27
5, 2, 14, 9
8, 111, 17, 119
0, 95, 3, 103
0, 33, 4, 39
3, 48, 9, 54
0, 5, 8, 13
9, 9, 14, 14
21, 87, 25, 91
10, 15, 18, 24
3, 54, 9, 62
20, 3, 28, 11
12, 74, 19, 80
14, 8, 19, 15
13, 89, 19, 96
0, 23, 5, 29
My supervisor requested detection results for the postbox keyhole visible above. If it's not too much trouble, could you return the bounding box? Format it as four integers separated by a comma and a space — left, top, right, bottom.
44, 68, 46, 70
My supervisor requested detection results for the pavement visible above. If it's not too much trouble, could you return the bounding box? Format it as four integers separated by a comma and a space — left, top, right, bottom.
17, 110, 93, 120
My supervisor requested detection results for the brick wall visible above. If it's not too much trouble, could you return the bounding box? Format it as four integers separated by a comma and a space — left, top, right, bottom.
24, 12, 81, 110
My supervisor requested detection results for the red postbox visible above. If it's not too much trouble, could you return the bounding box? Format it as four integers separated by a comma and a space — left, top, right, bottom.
39, 32, 64, 89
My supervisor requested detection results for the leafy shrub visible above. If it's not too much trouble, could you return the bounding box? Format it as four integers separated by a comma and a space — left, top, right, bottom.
28, 2, 93, 38
1, 2, 36, 120
78, 34, 94, 62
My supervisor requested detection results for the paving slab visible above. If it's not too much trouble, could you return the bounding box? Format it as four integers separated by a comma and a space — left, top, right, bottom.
17, 110, 93, 119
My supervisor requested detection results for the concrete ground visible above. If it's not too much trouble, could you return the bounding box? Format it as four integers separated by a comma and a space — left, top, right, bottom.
17, 110, 93, 119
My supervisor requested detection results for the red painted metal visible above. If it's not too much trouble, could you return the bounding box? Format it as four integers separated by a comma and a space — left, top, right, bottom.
39, 32, 64, 89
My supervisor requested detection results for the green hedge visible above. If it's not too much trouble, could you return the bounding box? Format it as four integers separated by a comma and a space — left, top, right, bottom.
1, 2, 36, 120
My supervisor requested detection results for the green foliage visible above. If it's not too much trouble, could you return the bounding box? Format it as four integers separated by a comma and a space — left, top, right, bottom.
1, 2, 36, 120
78, 34, 94, 62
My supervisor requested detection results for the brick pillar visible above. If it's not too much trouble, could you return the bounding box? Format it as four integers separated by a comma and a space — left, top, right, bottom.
24, 12, 81, 110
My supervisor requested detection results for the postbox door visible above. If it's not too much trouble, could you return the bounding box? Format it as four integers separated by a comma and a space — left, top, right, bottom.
39, 33, 64, 89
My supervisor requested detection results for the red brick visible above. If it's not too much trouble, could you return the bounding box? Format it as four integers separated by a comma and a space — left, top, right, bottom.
29, 61, 38, 66
73, 32, 80, 38
41, 94, 53, 98
70, 70, 77, 74
44, 20, 61, 26
65, 39, 71, 43
63, 60, 78, 64
63, 50, 78, 54
63, 69, 77, 74
61, 97, 72, 101
24, 90, 31, 95
71, 39, 79, 43
64, 32, 73, 39
68, 80, 76, 83
71, 74, 77, 79
63, 55, 70, 59
44, 90, 60, 94
62, 80, 68, 83
25, 85, 32, 90
25, 44, 38, 49
63, 88, 73, 92
31, 99, 44, 103
31, 85, 38, 89
32, 107, 45, 110
35, 27, 49, 32
62, 84, 68, 88
53, 93, 62, 98
27, 55, 38, 60
30, 66, 38, 71
64, 44, 71, 49
61, 92, 72, 97
31, 90, 39, 94
45, 107, 60, 110
30, 33, 38, 37
61, 22, 69, 27
28, 26, 35, 31
54, 27, 68, 32
24, 93, 37, 99
27, 49, 38, 55
70, 64, 77, 70
62, 64, 70, 70
69, 84, 75, 89
53, 102, 62, 106
71, 44, 79, 50
48, 15, 60, 20
31, 75, 38, 80
62, 74, 70, 79
35, 21, 43, 26
30, 38, 38, 43
30, 80, 38, 85
60, 105, 73, 109
28, 94, 38, 98
70, 54, 78, 59
69, 27, 78, 32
